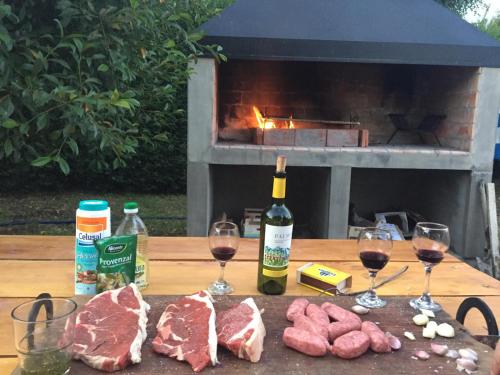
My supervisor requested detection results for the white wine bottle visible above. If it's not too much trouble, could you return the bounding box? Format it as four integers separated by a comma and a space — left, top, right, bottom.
257, 155, 294, 295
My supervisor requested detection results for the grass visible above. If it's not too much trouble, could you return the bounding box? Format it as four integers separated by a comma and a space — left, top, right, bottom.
0, 192, 186, 236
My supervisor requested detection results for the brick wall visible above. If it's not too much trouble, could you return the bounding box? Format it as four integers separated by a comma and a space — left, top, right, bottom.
219, 60, 478, 150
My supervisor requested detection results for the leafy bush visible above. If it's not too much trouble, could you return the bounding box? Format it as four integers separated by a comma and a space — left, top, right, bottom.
0, 0, 229, 192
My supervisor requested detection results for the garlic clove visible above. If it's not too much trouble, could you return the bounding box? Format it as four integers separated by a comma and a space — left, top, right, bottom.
413, 314, 430, 326
422, 326, 436, 339
426, 321, 438, 330
385, 332, 401, 350
431, 343, 449, 356
456, 358, 478, 372
459, 348, 478, 362
404, 331, 416, 341
446, 349, 459, 359
420, 308, 436, 318
351, 305, 370, 315
415, 350, 430, 360
436, 323, 455, 338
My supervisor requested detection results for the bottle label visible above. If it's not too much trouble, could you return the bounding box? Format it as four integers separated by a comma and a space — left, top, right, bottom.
263, 224, 293, 270
135, 254, 149, 289
272, 177, 286, 199
75, 216, 110, 295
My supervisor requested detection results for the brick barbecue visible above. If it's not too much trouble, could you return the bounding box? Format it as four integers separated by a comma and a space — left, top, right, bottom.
187, 0, 500, 258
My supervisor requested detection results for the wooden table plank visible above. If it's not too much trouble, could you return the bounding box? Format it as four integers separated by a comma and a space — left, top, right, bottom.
0, 236, 461, 262
0, 296, 497, 358
0, 260, 497, 298
0, 358, 17, 375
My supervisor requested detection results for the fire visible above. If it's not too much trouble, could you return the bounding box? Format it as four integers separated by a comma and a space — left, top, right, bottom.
289, 120, 294, 129
253, 106, 276, 129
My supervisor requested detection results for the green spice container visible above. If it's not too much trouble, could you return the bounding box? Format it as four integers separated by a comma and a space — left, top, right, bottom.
115, 202, 150, 290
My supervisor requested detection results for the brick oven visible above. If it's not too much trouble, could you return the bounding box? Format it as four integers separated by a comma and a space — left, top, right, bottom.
187, 0, 500, 258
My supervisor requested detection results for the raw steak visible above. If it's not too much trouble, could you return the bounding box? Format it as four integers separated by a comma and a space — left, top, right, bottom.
152, 291, 218, 372
216, 297, 266, 362
72, 283, 150, 372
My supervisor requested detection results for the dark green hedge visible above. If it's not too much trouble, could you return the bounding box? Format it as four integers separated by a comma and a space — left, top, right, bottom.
0, 0, 231, 193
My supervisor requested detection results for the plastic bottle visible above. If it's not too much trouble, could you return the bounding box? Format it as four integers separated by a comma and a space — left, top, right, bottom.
115, 202, 149, 290
75, 200, 111, 295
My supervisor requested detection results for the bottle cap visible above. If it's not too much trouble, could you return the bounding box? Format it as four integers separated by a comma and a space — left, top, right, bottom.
276, 155, 287, 173
79, 200, 109, 211
124, 202, 139, 214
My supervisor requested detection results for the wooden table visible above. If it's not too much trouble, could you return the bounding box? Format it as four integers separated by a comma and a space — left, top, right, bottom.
0, 236, 499, 374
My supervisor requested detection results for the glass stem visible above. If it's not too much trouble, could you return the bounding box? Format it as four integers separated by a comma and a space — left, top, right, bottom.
368, 271, 377, 297
422, 266, 432, 301
218, 262, 226, 283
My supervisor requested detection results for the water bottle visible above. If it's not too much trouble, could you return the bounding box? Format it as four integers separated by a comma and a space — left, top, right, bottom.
115, 202, 149, 290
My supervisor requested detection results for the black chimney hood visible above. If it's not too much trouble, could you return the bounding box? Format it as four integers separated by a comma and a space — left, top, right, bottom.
200, 0, 500, 67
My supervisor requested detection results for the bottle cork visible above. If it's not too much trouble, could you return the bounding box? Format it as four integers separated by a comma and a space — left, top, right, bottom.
276, 155, 287, 173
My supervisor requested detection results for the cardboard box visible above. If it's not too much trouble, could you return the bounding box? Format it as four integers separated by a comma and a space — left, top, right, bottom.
296, 262, 352, 295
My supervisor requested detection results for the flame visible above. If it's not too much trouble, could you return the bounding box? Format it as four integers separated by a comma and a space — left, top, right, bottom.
253, 106, 276, 129
289, 120, 294, 129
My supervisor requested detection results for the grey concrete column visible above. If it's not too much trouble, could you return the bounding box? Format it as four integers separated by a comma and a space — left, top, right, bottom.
187, 162, 212, 236
328, 166, 351, 238
461, 170, 492, 258
188, 58, 217, 163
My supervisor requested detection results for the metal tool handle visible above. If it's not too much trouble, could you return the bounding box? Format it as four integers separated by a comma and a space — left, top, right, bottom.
27, 293, 54, 350
456, 297, 498, 336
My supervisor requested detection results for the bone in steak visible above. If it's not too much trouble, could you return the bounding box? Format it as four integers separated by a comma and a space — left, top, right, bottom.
216, 297, 266, 362
152, 291, 218, 372
72, 283, 150, 372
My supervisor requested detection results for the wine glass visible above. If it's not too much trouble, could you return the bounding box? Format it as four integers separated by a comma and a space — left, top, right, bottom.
356, 228, 392, 308
410, 222, 450, 312
208, 221, 240, 295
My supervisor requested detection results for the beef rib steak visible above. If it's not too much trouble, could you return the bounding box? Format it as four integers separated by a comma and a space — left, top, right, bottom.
152, 290, 218, 372
72, 283, 150, 372
216, 297, 266, 362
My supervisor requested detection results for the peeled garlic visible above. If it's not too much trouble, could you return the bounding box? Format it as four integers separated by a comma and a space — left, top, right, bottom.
413, 314, 429, 326
420, 308, 436, 318
456, 358, 478, 372
385, 332, 401, 350
446, 349, 460, 359
423, 326, 436, 339
404, 331, 416, 341
436, 323, 455, 338
415, 350, 430, 360
459, 348, 478, 362
431, 343, 449, 356
351, 305, 370, 315
426, 321, 438, 330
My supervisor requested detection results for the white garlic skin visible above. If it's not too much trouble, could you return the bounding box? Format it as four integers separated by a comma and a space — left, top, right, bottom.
431, 343, 449, 356
351, 305, 370, 315
415, 350, 430, 360
456, 358, 478, 372
459, 348, 478, 362
446, 350, 460, 359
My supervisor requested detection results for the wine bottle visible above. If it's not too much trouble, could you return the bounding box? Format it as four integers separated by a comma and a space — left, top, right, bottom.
257, 155, 294, 295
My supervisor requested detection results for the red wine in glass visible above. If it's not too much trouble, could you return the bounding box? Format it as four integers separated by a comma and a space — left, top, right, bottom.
359, 250, 390, 270
410, 222, 450, 312
415, 248, 444, 265
211, 246, 236, 262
